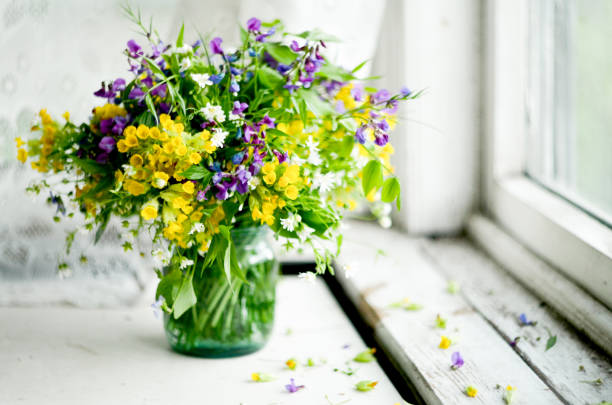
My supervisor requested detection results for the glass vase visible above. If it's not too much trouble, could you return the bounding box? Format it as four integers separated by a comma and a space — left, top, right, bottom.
163, 227, 279, 357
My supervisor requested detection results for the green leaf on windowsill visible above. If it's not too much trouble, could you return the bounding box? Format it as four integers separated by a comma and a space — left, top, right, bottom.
353, 348, 376, 363
545, 334, 557, 351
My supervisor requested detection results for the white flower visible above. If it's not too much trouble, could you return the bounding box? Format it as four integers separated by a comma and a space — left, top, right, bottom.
280, 212, 302, 232
200, 103, 225, 123
343, 263, 358, 279
180, 258, 194, 270
151, 297, 165, 319
297, 271, 317, 283
312, 172, 337, 193
152, 248, 172, 266
191, 73, 213, 88
248, 176, 260, 190
290, 154, 306, 166
179, 57, 191, 71
189, 222, 205, 235
153, 177, 167, 188
305, 136, 322, 165
297, 224, 315, 243
175, 44, 192, 54
378, 216, 392, 229
122, 164, 136, 177
228, 112, 242, 122
211, 128, 228, 148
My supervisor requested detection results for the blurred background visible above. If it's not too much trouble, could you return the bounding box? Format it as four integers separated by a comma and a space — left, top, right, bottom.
0, 0, 610, 306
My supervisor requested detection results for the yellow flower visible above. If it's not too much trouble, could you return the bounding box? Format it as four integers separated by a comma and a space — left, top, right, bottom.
284, 165, 300, 183
439, 336, 451, 349
62, 111, 70, 121
17, 148, 28, 163
175, 144, 187, 156
203, 141, 216, 154
117, 140, 129, 153
262, 162, 276, 175
136, 125, 150, 139
115, 169, 124, 183
174, 123, 184, 134
285, 358, 297, 370
285, 185, 298, 200
277, 176, 289, 188
465, 386, 477, 398
251, 373, 260, 381
124, 179, 146, 196
172, 196, 188, 210
182, 182, 195, 194
125, 133, 139, 148
141, 205, 158, 220
263, 172, 276, 185
15, 137, 25, 148
124, 126, 136, 137
149, 127, 161, 139
188, 152, 202, 165
130, 154, 144, 167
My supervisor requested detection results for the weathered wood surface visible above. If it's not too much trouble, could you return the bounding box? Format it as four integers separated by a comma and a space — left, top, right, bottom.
420, 236, 612, 405
0, 277, 404, 405
334, 221, 563, 405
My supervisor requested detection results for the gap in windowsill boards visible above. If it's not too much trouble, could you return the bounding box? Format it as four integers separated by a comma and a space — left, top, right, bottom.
281, 262, 425, 405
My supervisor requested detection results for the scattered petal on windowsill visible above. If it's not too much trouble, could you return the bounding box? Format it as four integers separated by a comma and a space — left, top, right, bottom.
285, 378, 305, 393
579, 378, 603, 386
285, 358, 297, 370
333, 366, 358, 376
354, 348, 376, 363
510, 336, 521, 347
435, 314, 447, 329
465, 385, 478, 398
355, 380, 378, 392
439, 336, 452, 349
451, 351, 464, 370
503, 385, 516, 404
251, 372, 275, 382
518, 313, 537, 326
447, 281, 460, 294
389, 298, 423, 311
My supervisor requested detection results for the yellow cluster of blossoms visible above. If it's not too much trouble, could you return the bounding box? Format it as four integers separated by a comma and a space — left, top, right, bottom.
20, 109, 65, 173
250, 161, 301, 225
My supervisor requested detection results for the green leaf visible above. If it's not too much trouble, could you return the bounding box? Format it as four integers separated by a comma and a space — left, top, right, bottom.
297, 89, 334, 117
362, 160, 383, 196
172, 274, 197, 319
176, 23, 185, 48
263, 43, 298, 65
296, 28, 339, 42
545, 335, 557, 351
156, 268, 182, 307
143, 56, 166, 78
94, 210, 111, 244
298, 98, 308, 126
353, 349, 376, 363
381, 177, 400, 203
338, 135, 354, 158
179, 165, 212, 181
258, 66, 284, 89
351, 59, 369, 74
144, 93, 158, 124
72, 158, 106, 174
317, 63, 355, 82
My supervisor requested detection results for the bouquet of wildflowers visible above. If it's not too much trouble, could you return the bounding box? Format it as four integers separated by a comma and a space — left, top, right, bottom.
17, 10, 417, 321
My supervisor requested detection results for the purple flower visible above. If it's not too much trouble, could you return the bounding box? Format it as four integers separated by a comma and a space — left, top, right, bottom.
244, 125, 257, 143
159, 102, 170, 114
230, 67, 242, 76
127, 39, 143, 58
382, 99, 399, 114
246, 17, 261, 32
285, 378, 305, 393
371, 89, 391, 105
196, 190, 207, 201
229, 80, 240, 93
259, 114, 275, 128
141, 75, 154, 88
232, 151, 245, 165
277, 64, 291, 75
99, 119, 114, 134
95, 152, 109, 164
355, 125, 367, 144
335, 100, 346, 113
235, 166, 251, 194
400, 86, 412, 97
99, 136, 116, 154
112, 78, 126, 92
351, 84, 364, 101
210, 73, 224, 84
518, 313, 536, 326
111, 116, 128, 135
377, 119, 390, 132
256, 27, 275, 42
283, 83, 300, 93
273, 150, 288, 164
232, 101, 248, 115
374, 132, 389, 147
451, 352, 464, 370
129, 87, 145, 100
290, 40, 301, 52
93, 84, 114, 99
210, 37, 224, 55
151, 41, 165, 58
151, 83, 167, 98
49, 192, 66, 216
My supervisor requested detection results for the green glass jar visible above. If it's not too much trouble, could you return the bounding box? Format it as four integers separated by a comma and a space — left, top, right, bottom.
163, 227, 279, 357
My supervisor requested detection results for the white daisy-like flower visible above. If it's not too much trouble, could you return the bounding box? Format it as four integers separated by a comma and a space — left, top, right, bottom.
228, 112, 242, 122
248, 176, 260, 190
290, 154, 306, 166
179, 57, 191, 71
121, 164, 136, 177
152, 248, 172, 266
297, 271, 317, 283
280, 212, 302, 232
189, 222, 205, 235
175, 44, 192, 54
211, 128, 228, 148
191, 73, 213, 88
305, 136, 322, 165
312, 171, 337, 193
180, 258, 194, 269
200, 103, 225, 123
297, 224, 315, 243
